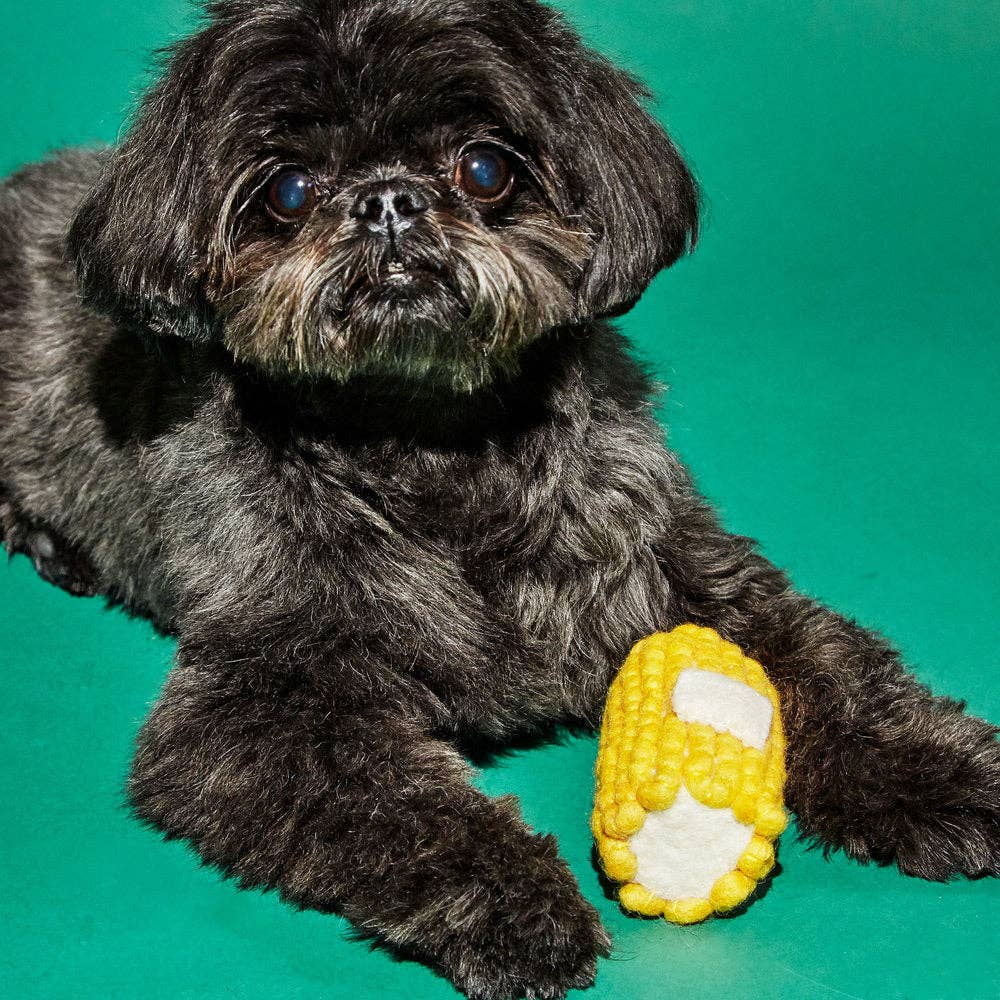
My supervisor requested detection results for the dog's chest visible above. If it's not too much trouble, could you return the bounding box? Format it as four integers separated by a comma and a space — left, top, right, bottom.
331, 425, 676, 703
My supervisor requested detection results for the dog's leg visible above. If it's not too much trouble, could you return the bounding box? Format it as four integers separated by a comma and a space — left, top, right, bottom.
128, 634, 609, 1000
0, 494, 98, 596
656, 475, 1000, 880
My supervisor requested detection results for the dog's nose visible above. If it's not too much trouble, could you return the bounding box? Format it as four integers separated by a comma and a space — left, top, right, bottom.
349, 181, 429, 238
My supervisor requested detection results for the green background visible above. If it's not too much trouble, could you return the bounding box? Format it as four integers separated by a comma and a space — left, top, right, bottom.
2, 2, 998, 998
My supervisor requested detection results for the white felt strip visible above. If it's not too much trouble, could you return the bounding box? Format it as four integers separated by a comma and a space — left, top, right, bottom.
630, 787, 754, 900
671, 668, 773, 750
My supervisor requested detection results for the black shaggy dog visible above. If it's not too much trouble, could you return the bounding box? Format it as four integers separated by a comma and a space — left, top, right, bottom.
1, 1, 997, 997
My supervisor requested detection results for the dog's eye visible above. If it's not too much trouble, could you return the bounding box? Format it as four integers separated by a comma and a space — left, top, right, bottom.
265, 169, 318, 222
455, 147, 514, 203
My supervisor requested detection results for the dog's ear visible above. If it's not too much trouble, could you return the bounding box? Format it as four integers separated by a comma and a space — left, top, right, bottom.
67, 39, 218, 340
553, 58, 699, 319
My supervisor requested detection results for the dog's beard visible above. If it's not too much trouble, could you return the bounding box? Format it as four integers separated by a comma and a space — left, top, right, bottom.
214, 210, 590, 392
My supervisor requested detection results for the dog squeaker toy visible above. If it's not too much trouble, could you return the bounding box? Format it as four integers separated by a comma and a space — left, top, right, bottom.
592, 624, 788, 924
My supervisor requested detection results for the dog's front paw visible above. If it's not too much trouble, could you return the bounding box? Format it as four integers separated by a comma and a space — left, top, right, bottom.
889, 791, 1000, 881
449, 891, 608, 1000
436, 837, 610, 1000
894, 810, 1000, 881
841, 727, 1000, 881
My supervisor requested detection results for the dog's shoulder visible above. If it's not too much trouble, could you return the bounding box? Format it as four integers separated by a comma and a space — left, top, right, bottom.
1, 147, 107, 214
1, 148, 109, 309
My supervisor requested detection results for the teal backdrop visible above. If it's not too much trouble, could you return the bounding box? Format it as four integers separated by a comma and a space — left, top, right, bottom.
2, 2, 998, 998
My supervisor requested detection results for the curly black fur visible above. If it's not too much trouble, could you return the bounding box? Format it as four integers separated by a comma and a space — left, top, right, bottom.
0, 2, 996, 998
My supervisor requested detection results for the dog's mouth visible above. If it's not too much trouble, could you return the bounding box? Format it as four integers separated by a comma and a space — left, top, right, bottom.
337, 256, 455, 314
379, 259, 443, 288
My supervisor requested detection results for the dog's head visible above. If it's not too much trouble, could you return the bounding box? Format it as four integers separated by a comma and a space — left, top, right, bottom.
69, 0, 697, 391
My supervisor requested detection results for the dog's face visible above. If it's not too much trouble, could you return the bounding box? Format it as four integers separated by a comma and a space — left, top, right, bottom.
70, 0, 697, 391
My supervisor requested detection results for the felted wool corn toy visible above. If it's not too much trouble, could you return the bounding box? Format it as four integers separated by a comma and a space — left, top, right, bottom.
592, 624, 787, 925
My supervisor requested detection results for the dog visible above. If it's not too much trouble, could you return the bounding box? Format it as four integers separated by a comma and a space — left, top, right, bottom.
1, 1, 997, 997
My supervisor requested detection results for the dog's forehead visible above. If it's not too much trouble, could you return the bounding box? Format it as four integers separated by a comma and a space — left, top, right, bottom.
205, 0, 561, 140
333, 6, 553, 125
